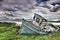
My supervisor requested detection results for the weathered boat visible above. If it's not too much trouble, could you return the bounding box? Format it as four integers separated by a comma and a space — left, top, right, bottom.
18, 19, 48, 34
18, 13, 60, 34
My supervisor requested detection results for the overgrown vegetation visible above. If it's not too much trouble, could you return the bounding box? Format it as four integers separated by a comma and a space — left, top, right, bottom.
0, 22, 60, 40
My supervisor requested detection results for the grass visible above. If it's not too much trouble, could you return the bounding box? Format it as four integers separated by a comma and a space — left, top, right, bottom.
0, 22, 60, 40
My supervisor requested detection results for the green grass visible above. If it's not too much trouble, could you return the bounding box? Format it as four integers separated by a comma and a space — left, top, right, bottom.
0, 22, 60, 40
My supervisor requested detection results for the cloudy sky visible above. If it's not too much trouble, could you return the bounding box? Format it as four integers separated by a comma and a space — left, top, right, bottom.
2, 0, 60, 4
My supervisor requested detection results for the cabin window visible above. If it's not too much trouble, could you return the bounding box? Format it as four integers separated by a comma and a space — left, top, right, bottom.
36, 18, 40, 23
39, 19, 43, 25
33, 16, 35, 20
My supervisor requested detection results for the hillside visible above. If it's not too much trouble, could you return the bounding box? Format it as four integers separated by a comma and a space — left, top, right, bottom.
0, 22, 60, 40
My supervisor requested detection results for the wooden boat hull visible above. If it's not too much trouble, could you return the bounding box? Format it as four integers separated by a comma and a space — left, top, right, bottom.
18, 19, 48, 34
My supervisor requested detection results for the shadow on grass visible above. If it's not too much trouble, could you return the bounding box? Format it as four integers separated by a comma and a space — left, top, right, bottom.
17, 33, 49, 36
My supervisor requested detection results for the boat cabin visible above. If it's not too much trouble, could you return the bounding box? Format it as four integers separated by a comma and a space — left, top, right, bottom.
33, 13, 47, 26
